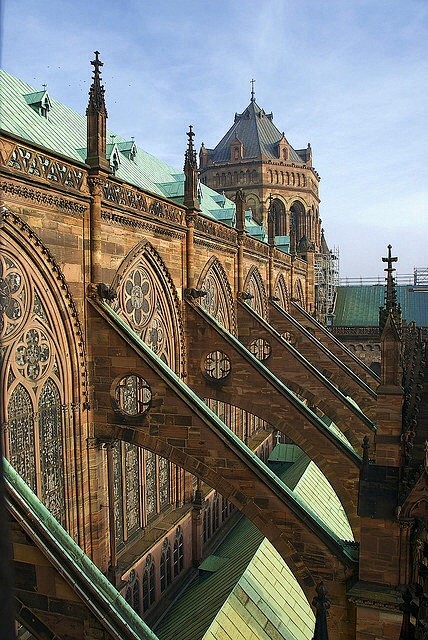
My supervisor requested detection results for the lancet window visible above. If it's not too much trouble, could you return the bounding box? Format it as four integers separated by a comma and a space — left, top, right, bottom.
111, 246, 185, 545
142, 555, 156, 612
244, 266, 268, 319
2, 245, 68, 528
274, 274, 290, 311
198, 257, 236, 335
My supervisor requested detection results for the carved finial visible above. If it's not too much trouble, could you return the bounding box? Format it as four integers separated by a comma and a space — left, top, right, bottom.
183, 125, 199, 211
87, 51, 107, 115
382, 244, 398, 311
312, 582, 330, 640
235, 188, 247, 234
267, 193, 276, 246
250, 78, 255, 102
380, 244, 401, 333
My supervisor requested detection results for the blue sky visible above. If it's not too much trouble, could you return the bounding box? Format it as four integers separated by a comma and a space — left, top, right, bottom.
2, 0, 427, 278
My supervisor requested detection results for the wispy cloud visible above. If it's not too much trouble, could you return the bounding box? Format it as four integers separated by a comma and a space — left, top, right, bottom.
2, 0, 427, 277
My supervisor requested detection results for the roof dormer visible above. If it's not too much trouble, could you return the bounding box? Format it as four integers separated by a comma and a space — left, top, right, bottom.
117, 139, 138, 161
230, 132, 244, 161
277, 133, 289, 162
106, 142, 121, 174
24, 89, 52, 118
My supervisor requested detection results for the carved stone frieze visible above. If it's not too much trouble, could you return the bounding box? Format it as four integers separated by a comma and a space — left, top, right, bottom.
0, 180, 87, 215
100, 210, 185, 239
194, 237, 236, 256
194, 215, 237, 244
3, 142, 85, 191
102, 179, 184, 224
243, 234, 270, 256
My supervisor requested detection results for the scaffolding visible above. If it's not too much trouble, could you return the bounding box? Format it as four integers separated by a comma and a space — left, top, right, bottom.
315, 245, 339, 325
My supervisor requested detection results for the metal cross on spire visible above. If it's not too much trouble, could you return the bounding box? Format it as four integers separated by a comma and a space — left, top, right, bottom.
250, 78, 255, 102
91, 50, 104, 77
382, 244, 398, 311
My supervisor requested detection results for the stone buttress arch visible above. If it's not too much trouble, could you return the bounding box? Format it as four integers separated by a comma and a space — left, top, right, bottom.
197, 256, 237, 335
1, 208, 87, 544
88, 300, 356, 631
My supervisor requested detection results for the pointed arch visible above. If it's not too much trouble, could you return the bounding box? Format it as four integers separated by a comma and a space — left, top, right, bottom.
273, 273, 290, 311
294, 278, 305, 307
197, 256, 237, 335
1, 209, 85, 537
244, 265, 268, 319
112, 241, 185, 376
111, 242, 185, 547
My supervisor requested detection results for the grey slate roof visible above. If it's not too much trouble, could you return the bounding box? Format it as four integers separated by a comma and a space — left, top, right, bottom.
205, 99, 305, 163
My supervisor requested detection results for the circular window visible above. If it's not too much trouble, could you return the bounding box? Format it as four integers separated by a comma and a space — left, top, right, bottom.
204, 351, 231, 380
115, 374, 152, 416
248, 338, 271, 361
281, 331, 295, 345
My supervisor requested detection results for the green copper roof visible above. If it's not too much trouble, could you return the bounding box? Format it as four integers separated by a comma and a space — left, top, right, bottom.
157, 444, 353, 640
155, 517, 265, 640
204, 536, 315, 640
0, 69, 237, 222
334, 285, 428, 327
4, 458, 159, 640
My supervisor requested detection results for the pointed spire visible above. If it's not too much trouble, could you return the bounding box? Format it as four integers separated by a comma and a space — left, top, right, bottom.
87, 51, 107, 116
379, 244, 402, 333
250, 78, 256, 102
382, 244, 398, 312
312, 582, 330, 639
235, 188, 247, 234
183, 125, 200, 211
85, 51, 109, 170
267, 193, 276, 246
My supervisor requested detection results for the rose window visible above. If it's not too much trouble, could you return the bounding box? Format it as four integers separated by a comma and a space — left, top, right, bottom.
15, 328, 51, 381
204, 351, 231, 380
248, 338, 271, 361
115, 374, 152, 416
124, 267, 154, 327
0, 254, 27, 340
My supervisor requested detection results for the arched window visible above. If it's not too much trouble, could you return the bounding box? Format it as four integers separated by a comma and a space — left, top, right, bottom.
160, 540, 172, 592
112, 244, 185, 538
8, 384, 36, 493
173, 527, 184, 577
39, 379, 65, 524
132, 580, 140, 614
142, 555, 156, 611
274, 274, 290, 312
243, 266, 268, 319
2, 237, 71, 530
271, 198, 286, 236
198, 257, 236, 335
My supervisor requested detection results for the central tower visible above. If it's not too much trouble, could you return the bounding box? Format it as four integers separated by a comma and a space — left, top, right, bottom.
199, 87, 322, 254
